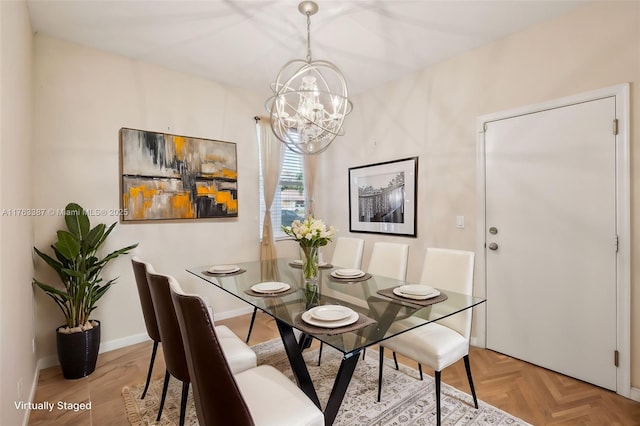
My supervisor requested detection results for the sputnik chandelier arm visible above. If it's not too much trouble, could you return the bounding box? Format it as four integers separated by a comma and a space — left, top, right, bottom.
265, 1, 352, 155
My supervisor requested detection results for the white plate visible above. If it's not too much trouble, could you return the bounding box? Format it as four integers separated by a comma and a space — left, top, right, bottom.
208, 264, 240, 274
331, 269, 365, 278
302, 310, 359, 328
397, 284, 435, 296
308, 305, 353, 321
393, 287, 440, 300
251, 282, 291, 294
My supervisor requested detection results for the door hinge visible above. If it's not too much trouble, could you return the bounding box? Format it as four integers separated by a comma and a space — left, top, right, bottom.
614, 350, 619, 367
613, 119, 619, 135
615, 235, 619, 253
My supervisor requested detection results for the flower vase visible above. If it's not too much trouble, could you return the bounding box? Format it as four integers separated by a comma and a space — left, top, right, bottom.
301, 245, 320, 307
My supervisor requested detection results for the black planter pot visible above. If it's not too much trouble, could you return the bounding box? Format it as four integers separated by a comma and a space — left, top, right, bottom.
56, 320, 101, 380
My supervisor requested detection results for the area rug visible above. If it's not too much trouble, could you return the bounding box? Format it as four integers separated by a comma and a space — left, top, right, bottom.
122, 339, 531, 425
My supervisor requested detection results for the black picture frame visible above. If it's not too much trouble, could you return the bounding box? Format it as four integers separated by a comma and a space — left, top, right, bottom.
348, 156, 418, 237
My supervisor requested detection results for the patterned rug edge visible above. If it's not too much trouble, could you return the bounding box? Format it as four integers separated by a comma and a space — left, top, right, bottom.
121, 385, 144, 426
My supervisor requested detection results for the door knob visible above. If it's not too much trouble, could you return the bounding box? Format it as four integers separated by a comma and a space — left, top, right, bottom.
488, 242, 498, 251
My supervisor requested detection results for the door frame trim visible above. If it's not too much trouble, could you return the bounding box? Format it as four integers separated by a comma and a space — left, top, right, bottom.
475, 83, 630, 398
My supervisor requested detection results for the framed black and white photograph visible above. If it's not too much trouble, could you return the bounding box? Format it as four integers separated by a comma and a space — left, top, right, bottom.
348, 156, 418, 237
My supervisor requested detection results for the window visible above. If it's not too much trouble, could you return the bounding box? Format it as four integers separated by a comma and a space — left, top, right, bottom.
259, 148, 306, 240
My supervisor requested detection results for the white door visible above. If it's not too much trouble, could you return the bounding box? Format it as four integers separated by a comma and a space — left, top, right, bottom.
484, 96, 618, 390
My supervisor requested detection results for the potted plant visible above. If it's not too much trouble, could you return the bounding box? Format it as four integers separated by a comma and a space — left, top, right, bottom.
33, 202, 138, 379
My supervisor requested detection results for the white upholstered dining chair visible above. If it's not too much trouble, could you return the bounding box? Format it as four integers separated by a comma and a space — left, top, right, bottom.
367, 241, 409, 280
377, 248, 478, 426
317, 241, 410, 366
315, 237, 366, 365
330, 237, 365, 269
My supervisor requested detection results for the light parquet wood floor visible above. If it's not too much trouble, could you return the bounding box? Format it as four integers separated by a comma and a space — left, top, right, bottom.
29, 312, 640, 425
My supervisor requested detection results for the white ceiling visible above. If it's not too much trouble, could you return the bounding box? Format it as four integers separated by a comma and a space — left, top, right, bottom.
26, 0, 588, 98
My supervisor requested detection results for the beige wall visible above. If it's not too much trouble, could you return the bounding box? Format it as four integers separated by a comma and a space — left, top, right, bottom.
23, 0, 640, 402
1, 0, 36, 424
32, 36, 265, 363
318, 1, 640, 389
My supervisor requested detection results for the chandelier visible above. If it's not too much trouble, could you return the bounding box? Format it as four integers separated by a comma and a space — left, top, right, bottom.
266, 1, 352, 155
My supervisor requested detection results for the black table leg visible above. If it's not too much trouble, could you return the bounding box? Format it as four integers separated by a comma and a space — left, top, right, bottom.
276, 320, 362, 425
323, 351, 360, 426
276, 319, 321, 409
299, 332, 314, 351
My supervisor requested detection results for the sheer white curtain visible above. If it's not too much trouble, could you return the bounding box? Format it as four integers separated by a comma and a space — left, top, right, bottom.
303, 155, 317, 218
256, 117, 284, 263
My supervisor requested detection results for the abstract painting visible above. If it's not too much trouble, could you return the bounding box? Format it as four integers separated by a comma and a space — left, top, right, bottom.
120, 128, 238, 221
348, 156, 418, 237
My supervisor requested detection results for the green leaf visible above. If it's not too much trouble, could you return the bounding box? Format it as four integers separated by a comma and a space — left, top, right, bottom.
85, 224, 105, 251
33, 247, 64, 275
92, 281, 114, 303
99, 243, 138, 265
64, 203, 90, 240
96, 222, 117, 249
33, 279, 70, 300
61, 268, 84, 278
55, 231, 80, 260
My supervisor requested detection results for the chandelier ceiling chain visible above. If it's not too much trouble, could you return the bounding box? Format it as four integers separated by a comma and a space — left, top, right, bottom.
305, 13, 312, 63
265, 1, 352, 155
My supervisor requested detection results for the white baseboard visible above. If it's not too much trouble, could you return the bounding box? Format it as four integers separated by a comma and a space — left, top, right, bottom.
470, 336, 483, 348
630, 386, 640, 402
37, 332, 150, 371
21, 358, 46, 426
99, 332, 149, 354
34, 308, 252, 371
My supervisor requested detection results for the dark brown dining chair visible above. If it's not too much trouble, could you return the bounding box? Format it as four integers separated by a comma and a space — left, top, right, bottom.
147, 271, 191, 426
131, 257, 161, 399
169, 279, 324, 426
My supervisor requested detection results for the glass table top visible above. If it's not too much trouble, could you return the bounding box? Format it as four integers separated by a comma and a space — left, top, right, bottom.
187, 258, 485, 356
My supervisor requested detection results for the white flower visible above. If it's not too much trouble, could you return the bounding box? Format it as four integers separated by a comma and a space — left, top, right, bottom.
281, 215, 336, 247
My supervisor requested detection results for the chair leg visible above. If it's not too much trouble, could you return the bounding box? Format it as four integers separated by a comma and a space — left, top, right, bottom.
377, 346, 385, 402
464, 355, 479, 409
141, 341, 158, 399
418, 363, 423, 380
392, 351, 399, 370
156, 370, 170, 421
317, 341, 323, 366
435, 370, 442, 426
179, 381, 189, 426
362, 348, 366, 360
246, 307, 258, 343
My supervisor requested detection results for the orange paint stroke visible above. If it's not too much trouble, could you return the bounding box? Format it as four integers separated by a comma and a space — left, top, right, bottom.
170, 192, 195, 218
196, 184, 216, 196
215, 191, 237, 214
128, 185, 161, 220
173, 136, 186, 161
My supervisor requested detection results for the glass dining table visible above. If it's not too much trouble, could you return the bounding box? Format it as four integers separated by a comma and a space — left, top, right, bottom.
187, 258, 485, 426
